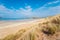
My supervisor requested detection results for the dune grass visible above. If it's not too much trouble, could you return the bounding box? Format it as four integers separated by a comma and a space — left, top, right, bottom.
1, 15, 60, 40
2, 29, 26, 40
2, 34, 15, 40
41, 15, 60, 35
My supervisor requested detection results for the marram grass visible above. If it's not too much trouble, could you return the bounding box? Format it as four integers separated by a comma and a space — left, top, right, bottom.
1, 15, 60, 40
2, 34, 15, 40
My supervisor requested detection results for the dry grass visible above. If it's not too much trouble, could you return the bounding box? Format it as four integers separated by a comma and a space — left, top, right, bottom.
2, 34, 15, 40
2, 29, 26, 40
41, 15, 60, 35
41, 24, 57, 35
1, 14, 60, 40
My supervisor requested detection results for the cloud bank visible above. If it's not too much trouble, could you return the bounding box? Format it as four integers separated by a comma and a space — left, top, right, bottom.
0, 5, 33, 18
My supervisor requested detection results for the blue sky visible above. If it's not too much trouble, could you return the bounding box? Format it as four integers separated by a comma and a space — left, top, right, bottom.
0, 0, 60, 18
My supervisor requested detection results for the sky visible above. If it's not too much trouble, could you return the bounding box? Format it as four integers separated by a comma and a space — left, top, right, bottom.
0, 0, 60, 18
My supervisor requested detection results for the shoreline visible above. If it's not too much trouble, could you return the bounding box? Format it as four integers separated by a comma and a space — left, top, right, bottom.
0, 19, 40, 29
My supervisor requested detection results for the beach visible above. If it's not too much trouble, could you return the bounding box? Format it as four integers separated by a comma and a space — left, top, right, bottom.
0, 19, 41, 39
0, 15, 60, 40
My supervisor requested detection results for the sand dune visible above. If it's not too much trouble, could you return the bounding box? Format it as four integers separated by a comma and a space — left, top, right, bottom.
0, 15, 60, 40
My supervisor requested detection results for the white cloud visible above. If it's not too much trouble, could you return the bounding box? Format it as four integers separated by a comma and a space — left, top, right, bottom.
41, 0, 60, 7
0, 5, 16, 18
0, 5, 33, 18
18, 6, 32, 16
0, 5, 15, 14
48, 0, 60, 4
33, 5, 60, 17
48, 6, 60, 14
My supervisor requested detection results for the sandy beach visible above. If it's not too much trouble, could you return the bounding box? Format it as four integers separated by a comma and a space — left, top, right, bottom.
0, 15, 60, 40
0, 19, 41, 39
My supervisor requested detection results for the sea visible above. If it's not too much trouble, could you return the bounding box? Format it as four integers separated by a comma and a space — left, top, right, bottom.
0, 18, 29, 20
